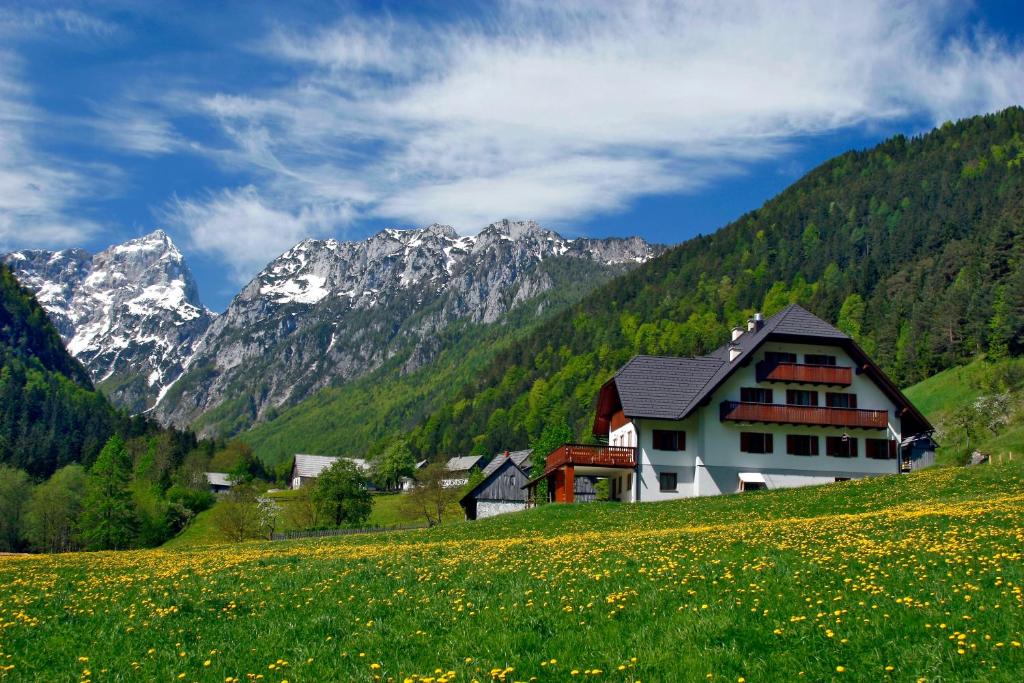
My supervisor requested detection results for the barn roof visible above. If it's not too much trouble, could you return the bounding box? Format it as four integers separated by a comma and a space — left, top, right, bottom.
205, 472, 232, 487
291, 454, 372, 478
481, 449, 532, 478
445, 455, 484, 473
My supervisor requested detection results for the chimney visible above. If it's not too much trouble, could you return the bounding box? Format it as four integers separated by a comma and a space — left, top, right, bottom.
753, 312, 765, 331
746, 318, 756, 332
729, 343, 742, 362
731, 326, 744, 341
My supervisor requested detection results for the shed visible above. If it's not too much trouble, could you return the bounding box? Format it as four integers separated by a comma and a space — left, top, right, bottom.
459, 456, 532, 520
290, 454, 374, 490
205, 472, 232, 494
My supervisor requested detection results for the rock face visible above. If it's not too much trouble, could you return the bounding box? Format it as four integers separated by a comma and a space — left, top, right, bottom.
2, 230, 213, 413
154, 220, 659, 435
4, 220, 659, 434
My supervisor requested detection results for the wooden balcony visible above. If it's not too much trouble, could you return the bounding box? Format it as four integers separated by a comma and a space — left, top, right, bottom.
545, 444, 637, 472
720, 401, 888, 429
756, 361, 852, 386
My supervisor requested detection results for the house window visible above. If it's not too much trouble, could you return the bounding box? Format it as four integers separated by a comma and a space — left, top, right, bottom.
765, 351, 797, 364
835, 477, 851, 482
652, 429, 685, 451
659, 472, 678, 491
825, 392, 857, 408
825, 436, 858, 457
740, 387, 774, 404
805, 354, 837, 366
866, 438, 897, 460
742, 481, 767, 491
787, 434, 819, 456
787, 389, 819, 406
740, 432, 774, 454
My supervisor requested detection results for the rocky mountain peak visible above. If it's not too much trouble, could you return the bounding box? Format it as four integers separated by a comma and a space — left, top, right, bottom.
2, 230, 213, 412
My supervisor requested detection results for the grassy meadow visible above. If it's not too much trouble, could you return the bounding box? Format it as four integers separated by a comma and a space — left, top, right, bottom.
2, 462, 1023, 681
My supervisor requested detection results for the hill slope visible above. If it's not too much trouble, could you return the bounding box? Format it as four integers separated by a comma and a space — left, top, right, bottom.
3, 462, 1022, 680
244, 107, 1024, 461
904, 356, 1024, 465
0, 264, 120, 477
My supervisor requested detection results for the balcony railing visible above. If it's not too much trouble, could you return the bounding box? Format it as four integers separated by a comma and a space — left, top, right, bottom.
756, 361, 853, 386
545, 444, 637, 472
720, 401, 888, 429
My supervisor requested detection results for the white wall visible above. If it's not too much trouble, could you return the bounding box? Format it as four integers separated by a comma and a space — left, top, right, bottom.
476, 501, 526, 519
630, 340, 903, 500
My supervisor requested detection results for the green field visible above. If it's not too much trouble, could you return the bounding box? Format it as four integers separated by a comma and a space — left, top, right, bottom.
3, 462, 1023, 681
164, 491, 465, 549
904, 357, 1024, 465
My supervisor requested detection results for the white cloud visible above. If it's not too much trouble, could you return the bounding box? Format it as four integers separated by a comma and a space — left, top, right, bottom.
172, 1, 1024, 244
88, 102, 181, 155
60, 0, 1024, 277
162, 186, 355, 282
0, 52, 103, 250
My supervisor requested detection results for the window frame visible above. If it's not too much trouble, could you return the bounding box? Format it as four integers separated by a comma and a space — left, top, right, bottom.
825, 392, 858, 409
658, 471, 678, 492
786, 389, 819, 407
652, 429, 686, 451
866, 438, 897, 460
825, 435, 858, 458
740, 432, 774, 454
786, 434, 820, 456
740, 387, 774, 404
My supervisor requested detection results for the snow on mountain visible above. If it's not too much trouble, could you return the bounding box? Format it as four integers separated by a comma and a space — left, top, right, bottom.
4, 219, 658, 430
2, 230, 214, 413
153, 220, 660, 434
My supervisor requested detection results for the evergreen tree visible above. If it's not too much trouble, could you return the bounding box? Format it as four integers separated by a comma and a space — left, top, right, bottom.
0, 464, 31, 552
79, 436, 137, 550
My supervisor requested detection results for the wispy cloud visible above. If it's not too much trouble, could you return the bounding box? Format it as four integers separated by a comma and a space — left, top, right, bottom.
161, 0, 1024, 275
0, 51, 104, 249
162, 186, 355, 282
0, 7, 119, 41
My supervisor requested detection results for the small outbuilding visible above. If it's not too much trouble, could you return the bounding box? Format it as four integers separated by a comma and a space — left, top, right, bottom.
290, 454, 374, 489
205, 472, 232, 494
460, 452, 532, 520
442, 455, 485, 488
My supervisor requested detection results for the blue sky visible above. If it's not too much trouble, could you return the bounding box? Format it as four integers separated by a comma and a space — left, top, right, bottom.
1, 1, 1023, 311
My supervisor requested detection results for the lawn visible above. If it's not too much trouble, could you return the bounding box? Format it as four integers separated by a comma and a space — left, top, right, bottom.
2, 462, 1023, 681
164, 490, 465, 549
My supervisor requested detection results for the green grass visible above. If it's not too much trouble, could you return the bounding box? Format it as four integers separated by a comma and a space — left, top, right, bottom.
4, 463, 1024, 681
904, 356, 1024, 465
164, 491, 465, 549
159, 506, 225, 550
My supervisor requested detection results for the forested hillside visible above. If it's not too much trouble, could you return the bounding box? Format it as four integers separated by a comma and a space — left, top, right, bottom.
245, 108, 1024, 463
0, 264, 121, 477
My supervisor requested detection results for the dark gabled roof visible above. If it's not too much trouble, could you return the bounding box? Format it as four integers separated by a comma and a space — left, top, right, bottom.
595, 304, 932, 434
612, 355, 725, 420
459, 455, 530, 506
481, 449, 532, 478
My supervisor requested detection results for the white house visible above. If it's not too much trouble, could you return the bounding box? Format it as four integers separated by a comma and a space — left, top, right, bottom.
526, 305, 934, 504
289, 454, 373, 489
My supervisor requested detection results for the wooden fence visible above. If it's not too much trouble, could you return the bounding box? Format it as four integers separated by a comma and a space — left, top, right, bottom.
271, 522, 427, 541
